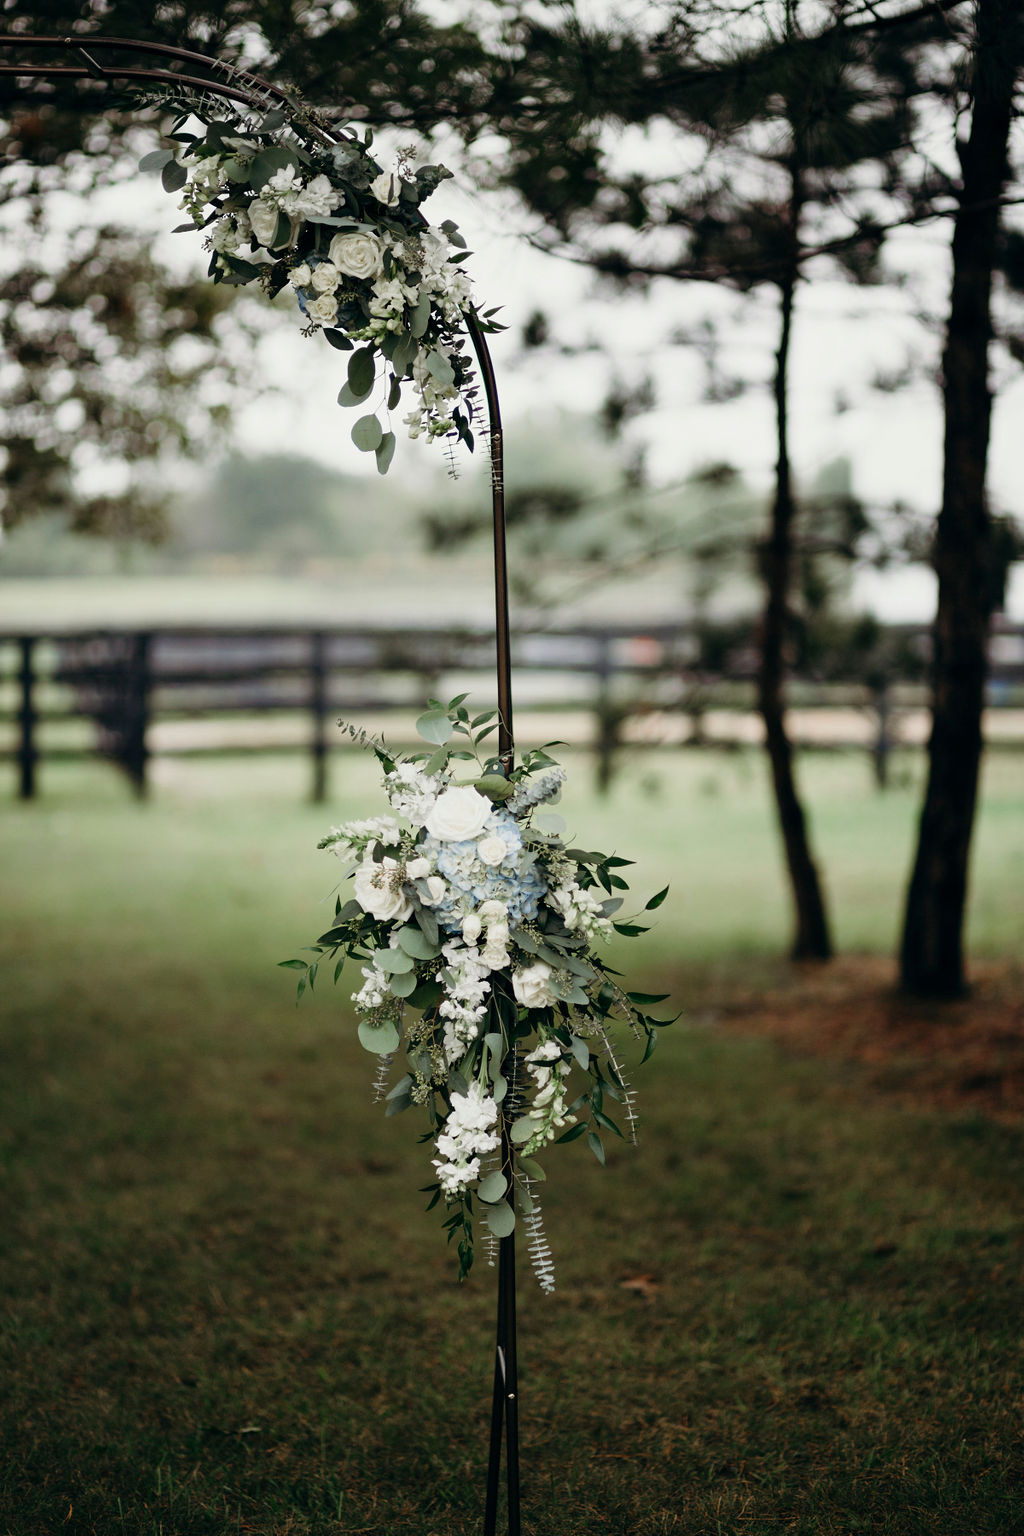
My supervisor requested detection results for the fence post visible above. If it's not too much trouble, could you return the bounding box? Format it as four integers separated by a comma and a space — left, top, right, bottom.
17, 636, 37, 800
126, 633, 152, 798
872, 680, 890, 790
593, 632, 618, 795
310, 629, 327, 804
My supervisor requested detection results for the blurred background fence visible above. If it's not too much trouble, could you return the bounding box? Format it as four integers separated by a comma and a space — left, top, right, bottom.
3, 619, 1024, 802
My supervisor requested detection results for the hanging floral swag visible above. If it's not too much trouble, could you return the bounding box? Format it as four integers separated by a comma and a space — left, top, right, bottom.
142, 96, 501, 473
282, 700, 675, 1287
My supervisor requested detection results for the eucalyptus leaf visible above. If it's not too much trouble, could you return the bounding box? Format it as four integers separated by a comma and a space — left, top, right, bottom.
373, 948, 414, 974
533, 812, 567, 835
475, 774, 514, 801
397, 926, 441, 960
389, 969, 418, 998
410, 292, 431, 338
139, 148, 174, 172
484, 1200, 516, 1239
570, 1035, 590, 1070
510, 1117, 539, 1146
375, 431, 396, 475
477, 1171, 508, 1205
357, 1019, 400, 1055
587, 1131, 606, 1166
248, 145, 299, 188
387, 374, 402, 411
347, 348, 375, 397
416, 710, 453, 745
425, 349, 456, 390
337, 381, 369, 408
323, 328, 354, 352
352, 415, 383, 452
161, 159, 187, 193
517, 1156, 547, 1182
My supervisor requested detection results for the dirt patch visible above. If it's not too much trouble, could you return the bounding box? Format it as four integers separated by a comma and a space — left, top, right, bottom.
708, 954, 1024, 1120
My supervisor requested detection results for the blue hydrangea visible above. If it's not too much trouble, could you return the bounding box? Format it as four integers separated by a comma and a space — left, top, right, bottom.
422, 809, 547, 933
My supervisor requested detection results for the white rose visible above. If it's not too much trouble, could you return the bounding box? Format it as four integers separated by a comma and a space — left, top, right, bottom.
306, 292, 338, 325
424, 787, 492, 842
311, 260, 340, 294
512, 962, 558, 1010
329, 230, 383, 280
249, 198, 282, 248
370, 170, 402, 206
479, 900, 508, 923
289, 262, 312, 288
420, 876, 447, 906
462, 914, 483, 946
477, 835, 507, 867
354, 855, 413, 923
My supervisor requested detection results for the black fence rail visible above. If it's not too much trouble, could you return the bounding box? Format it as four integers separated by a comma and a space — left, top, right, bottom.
2, 621, 1023, 801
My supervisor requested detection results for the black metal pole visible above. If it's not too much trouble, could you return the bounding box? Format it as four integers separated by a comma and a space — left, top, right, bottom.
466, 312, 521, 1536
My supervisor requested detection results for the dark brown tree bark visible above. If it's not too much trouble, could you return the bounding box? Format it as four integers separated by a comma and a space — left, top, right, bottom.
899, 0, 1021, 997
757, 174, 834, 962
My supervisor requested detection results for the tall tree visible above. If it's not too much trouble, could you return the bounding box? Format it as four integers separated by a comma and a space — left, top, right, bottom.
460, 0, 925, 959
899, 0, 1024, 996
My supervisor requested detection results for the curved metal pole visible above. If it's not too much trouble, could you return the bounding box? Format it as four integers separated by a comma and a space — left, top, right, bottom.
464, 310, 513, 768
0, 33, 298, 113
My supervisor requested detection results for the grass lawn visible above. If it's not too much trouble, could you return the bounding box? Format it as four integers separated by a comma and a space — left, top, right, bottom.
1, 749, 1022, 1534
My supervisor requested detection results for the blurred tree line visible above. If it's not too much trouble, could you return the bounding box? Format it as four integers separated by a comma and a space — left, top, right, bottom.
0, 0, 1021, 999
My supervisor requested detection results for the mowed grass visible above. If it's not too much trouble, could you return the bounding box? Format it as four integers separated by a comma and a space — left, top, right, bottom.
1, 749, 1022, 1535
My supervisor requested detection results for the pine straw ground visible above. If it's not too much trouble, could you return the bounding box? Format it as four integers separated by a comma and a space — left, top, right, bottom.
706, 956, 1024, 1122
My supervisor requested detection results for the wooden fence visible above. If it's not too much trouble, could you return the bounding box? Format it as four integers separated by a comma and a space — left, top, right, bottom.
2, 621, 1023, 800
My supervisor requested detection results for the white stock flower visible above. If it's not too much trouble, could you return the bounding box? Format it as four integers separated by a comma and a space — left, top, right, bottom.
406, 856, 431, 880
249, 198, 282, 247
477, 835, 507, 867
289, 262, 313, 288
370, 170, 402, 206
311, 261, 340, 294
512, 961, 558, 1010
287, 172, 335, 219
306, 293, 339, 326
329, 230, 383, 280
424, 786, 492, 842
462, 914, 483, 946
354, 855, 413, 923
210, 217, 241, 254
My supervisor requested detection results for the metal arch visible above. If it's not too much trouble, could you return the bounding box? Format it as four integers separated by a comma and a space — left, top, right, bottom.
0, 30, 519, 1535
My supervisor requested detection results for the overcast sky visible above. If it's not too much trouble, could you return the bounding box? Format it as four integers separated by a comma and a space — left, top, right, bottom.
63, 107, 1024, 622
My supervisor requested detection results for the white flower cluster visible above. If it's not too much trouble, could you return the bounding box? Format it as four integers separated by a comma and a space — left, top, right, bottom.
384, 762, 442, 824
174, 140, 475, 450
547, 881, 613, 943
518, 1039, 575, 1154
432, 1081, 500, 1197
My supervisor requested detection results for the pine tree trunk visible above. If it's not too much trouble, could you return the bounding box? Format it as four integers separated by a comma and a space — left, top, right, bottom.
899, 0, 1020, 997
757, 192, 833, 962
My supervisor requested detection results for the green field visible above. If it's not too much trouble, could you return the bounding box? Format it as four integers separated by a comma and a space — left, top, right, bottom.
1, 749, 1022, 1534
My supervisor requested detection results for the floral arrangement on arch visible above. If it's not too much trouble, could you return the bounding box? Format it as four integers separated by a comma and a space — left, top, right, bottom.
143, 100, 500, 473
283, 700, 674, 1286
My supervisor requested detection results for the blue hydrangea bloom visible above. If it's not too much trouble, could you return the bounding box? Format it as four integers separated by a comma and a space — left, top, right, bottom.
422, 809, 547, 934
